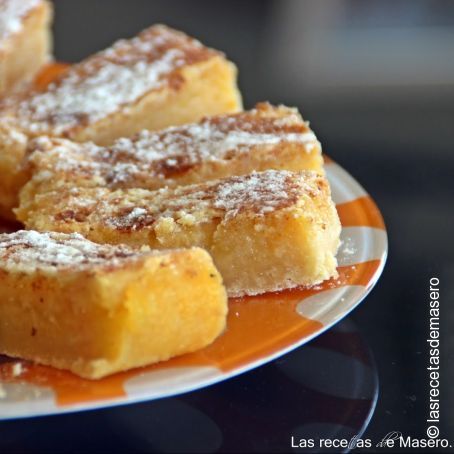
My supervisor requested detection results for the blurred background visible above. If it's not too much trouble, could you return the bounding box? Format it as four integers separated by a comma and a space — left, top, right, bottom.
6, 0, 454, 451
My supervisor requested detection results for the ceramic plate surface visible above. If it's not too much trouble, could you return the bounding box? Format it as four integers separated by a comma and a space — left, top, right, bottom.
0, 155, 387, 419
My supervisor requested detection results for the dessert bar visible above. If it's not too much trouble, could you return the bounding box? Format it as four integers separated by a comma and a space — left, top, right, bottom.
17, 170, 341, 297
22, 103, 323, 200
0, 230, 227, 378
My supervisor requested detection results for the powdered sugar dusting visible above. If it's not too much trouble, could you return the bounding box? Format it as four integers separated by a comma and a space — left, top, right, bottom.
28, 104, 320, 189
13, 25, 217, 134
213, 170, 319, 218
50, 170, 323, 232
0, 0, 40, 42
0, 230, 147, 273
340, 237, 356, 256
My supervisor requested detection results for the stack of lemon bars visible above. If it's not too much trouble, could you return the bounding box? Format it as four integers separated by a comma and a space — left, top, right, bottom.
0, 0, 341, 379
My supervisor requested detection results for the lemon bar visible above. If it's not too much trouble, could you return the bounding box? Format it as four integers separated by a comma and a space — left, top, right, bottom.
0, 230, 227, 379
0, 24, 241, 218
17, 170, 341, 297
0, 0, 52, 94
22, 102, 323, 200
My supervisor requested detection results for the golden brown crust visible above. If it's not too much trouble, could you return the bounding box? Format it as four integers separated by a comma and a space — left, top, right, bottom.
18, 170, 325, 232
21, 103, 322, 201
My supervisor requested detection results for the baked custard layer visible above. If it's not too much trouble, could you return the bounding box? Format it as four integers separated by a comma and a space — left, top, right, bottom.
22, 102, 323, 200
17, 170, 341, 297
0, 230, 227, 379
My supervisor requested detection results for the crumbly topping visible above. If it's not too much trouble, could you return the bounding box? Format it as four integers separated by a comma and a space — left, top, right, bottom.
0, 230, 149, 273
47, 170, 324, 231
0, 0, 40, 42
10, 25, 218, 135
213, 171, 305, 217
28, 104, 319, 188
